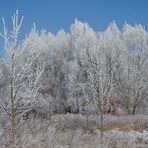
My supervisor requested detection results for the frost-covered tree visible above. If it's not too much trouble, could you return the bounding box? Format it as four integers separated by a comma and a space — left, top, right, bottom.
120, 24, 148, 114
0, 11, 44, 145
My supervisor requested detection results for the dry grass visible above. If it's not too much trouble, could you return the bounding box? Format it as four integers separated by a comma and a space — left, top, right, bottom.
103, 115, 148, 132
0, 114, 148, 148
51, 114, 148, 132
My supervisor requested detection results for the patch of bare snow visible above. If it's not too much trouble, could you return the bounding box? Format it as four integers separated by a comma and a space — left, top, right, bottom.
105, 129, 148, 143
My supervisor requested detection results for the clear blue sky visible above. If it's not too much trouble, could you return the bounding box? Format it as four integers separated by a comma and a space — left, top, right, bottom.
0, 0, 148, 56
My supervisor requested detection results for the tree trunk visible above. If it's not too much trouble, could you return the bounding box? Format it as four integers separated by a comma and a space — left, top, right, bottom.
11, 82, 16, 146
98, 106, 103, 139
11, 54, 16, 146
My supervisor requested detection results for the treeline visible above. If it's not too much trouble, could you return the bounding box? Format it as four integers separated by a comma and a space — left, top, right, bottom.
0, 13, 148, 118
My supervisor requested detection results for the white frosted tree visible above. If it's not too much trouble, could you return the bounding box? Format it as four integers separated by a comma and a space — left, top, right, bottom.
0, 11, 44, 146
120, 24, 148, 114
98, 22, 127, 110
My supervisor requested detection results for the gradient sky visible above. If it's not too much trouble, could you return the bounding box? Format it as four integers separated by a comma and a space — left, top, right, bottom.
0, 0, 148, 56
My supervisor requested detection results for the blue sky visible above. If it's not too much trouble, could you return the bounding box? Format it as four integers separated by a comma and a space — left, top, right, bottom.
0, 0, 148, 56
